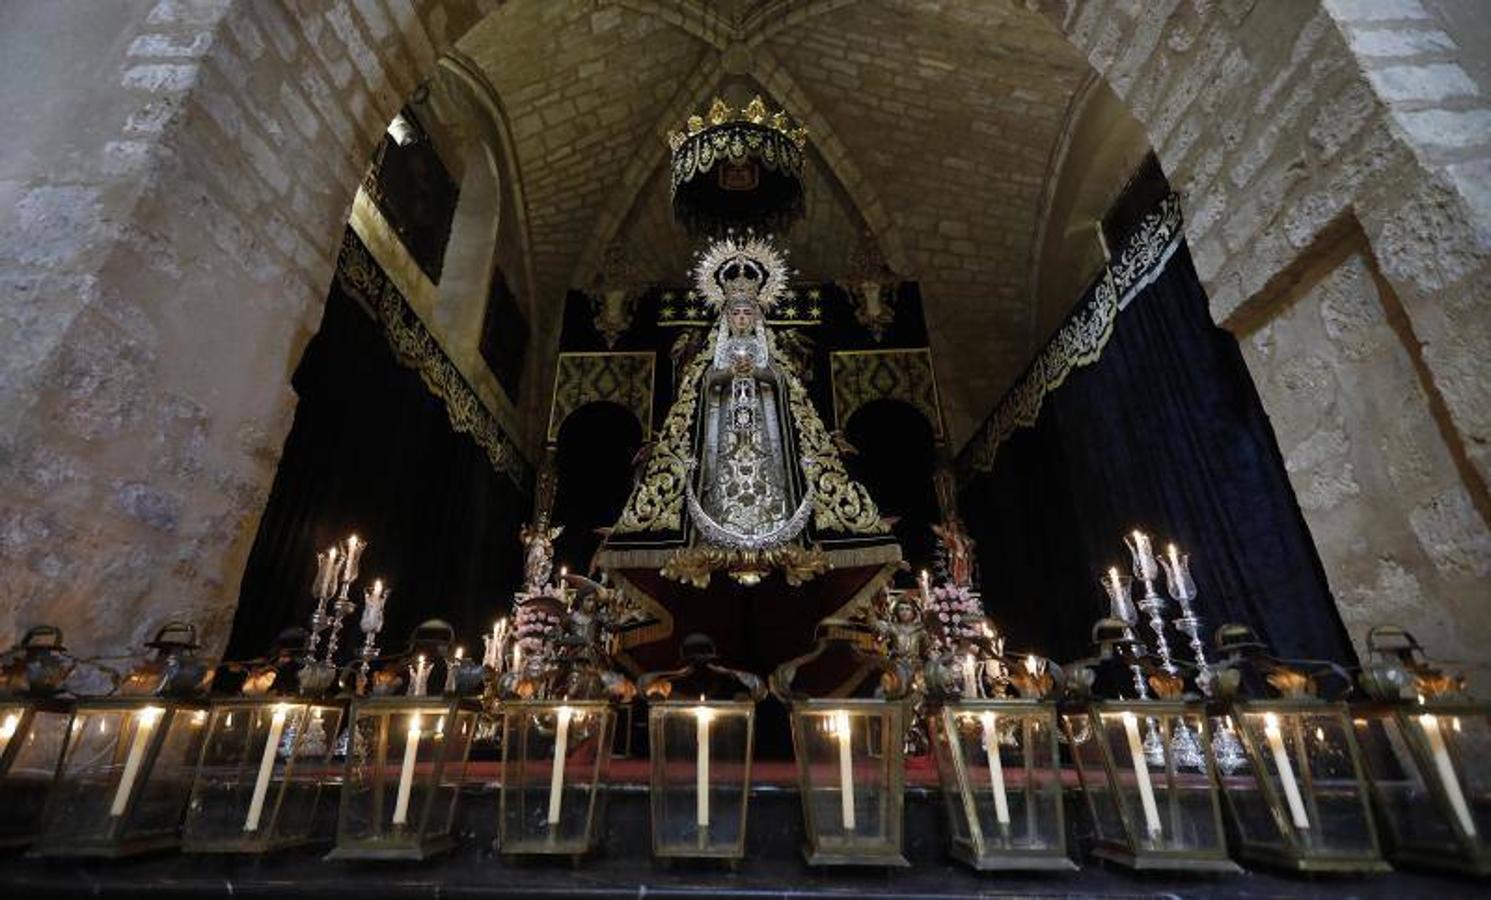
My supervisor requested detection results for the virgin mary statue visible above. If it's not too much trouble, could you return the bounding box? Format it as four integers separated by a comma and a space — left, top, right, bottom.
597, 235, 900, 594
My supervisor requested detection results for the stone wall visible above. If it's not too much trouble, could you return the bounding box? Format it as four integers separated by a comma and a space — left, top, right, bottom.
0, 0, 493, 658
1031, 0, 1491, 662
0, 0, 1486, 670
1240, 236, 1491, 671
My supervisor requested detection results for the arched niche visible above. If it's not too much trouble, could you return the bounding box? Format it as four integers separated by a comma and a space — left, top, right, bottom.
550, 401, 646, 577
843, 398, 940, 579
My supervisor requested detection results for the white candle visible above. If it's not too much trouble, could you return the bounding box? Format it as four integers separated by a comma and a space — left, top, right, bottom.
1263, 713, 1309, 830
1120, 712, 1162, 838
963, 654, 979, 699
695, 706, 714, 828
0, 713, 18, 756
980, 713, 1010, 827
1421, 713, 1477, 837
244, 705, 290, 832
919, 569, 932, 604
834, 710, 856, 831
391, 713, 421, 826
512, 643, 523, 672
547, 706, 572, 825
1108, 567, 1124, 602
110, 706, 163, 817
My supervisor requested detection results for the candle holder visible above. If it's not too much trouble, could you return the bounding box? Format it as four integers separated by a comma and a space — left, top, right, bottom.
303, 545, 340, 661
1158, 547, 1213, 693
497, 699, 615, 858
325, 694, 479, 860
1124, 531, 1175, 677
1349, 626, 1489, 875
1208, 625, 1387, 873
181, 699, 344, 852
640, 634, 766, 860
355, 580, 389, 694
33, 623, 213, 858
931, 697, 1075, 871
0, 626, 78, 848
1063, 699, 1238, 872
771, 627, 912, 868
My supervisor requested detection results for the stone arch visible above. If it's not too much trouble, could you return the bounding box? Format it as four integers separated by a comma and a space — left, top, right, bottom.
4, 0, 1487, 667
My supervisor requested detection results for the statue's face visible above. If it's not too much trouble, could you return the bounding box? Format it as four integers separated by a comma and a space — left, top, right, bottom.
727, 303, 757, 335
895, 603, 916, 624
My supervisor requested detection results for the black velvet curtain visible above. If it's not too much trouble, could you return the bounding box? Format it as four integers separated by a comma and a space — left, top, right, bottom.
959, 243, 1354, 667
225, 281, 528, 661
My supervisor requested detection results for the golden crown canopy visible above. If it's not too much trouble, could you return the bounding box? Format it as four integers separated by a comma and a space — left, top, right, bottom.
668, 96, 808, 237
667, 96, 808, 152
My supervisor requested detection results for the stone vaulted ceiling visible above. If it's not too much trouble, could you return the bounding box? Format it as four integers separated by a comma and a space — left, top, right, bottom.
457, 0, 1094, 442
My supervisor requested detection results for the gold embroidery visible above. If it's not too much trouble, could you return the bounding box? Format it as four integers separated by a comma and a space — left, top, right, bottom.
960, 194, 1183, 476
613, 329, 716, 533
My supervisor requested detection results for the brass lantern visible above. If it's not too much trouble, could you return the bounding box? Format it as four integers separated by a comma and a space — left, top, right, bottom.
0, 626, 77, 847
33, 622, 215, 858
1209, 624, 1388, 873
1061, 620, 1238, 872
498, 699, 615, 857
772, 629, 911, 867
640, 633, 766, 860
183, 628, 345, 853
1350, 626, 1490, 875
328, 622, 482, 861
327, 694, 479, 860
930, 653, 1075, 871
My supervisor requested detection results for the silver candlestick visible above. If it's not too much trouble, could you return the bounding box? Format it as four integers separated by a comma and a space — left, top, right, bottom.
1125, 530, 1177, 675
1100, 568, 1149, 700
356, 579, 389, 694
1159, 545, 1214, 694
407, 654, 433, 697
320, 534, 366, 666
303, 545, 340, 661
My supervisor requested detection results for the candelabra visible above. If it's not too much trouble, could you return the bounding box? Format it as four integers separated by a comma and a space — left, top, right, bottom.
1099, 569, 1148, 700
1158, 546, 1214, 693
303, 546, 340, 661
322, 535, 366, 665
356, 580, 389, 694
1124, 531, 1176, 676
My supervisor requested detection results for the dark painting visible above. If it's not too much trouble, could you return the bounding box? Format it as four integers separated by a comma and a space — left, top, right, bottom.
362, 117, 459, 284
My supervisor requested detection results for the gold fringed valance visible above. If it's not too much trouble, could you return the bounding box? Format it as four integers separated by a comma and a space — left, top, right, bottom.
334, 230, 532, 489
958, 194, 1184, 477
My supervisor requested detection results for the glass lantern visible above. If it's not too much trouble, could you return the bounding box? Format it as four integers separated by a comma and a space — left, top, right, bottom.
787, 699, 910, 867
326, 695, 479, 860
931, 699, 1074, 870
1353, 699, 1491, 875
498, 699, 615, 857
182, 699, 345, 852
1348, 626, 1491, 874
0, 697, 72, 848
1219, 699, 1388, 872
32, 698, 211, 857
648, 699, 756, 859
1064, 700, 1238, 872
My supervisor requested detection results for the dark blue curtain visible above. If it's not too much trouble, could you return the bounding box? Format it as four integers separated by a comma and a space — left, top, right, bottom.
225, 280, 528, 661
959, 244, 1354, 667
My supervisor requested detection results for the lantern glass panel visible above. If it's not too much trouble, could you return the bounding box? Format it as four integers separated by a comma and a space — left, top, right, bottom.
1235, 708, 1377, 860
1097, 708, 1221, 853
183, 701, 343, 851
331, 699, 477, 859
1064, 711, 1126, 845
36, 701, 208, 856
1354, 705, 1491, 872
499, 701, 614, 856
649, 701, 754, 858
789, 701, 907, 866
0, 704, 70, 846
933, 702, 1071, 870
